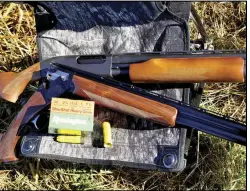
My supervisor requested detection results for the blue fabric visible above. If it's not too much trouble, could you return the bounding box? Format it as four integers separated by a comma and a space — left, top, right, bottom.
35, 2, 164, 32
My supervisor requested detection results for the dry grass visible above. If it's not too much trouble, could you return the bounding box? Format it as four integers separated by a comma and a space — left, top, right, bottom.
0, 3, 37, 69
190, 2, 246, 50
189, 2, 246, 190
0, 2, 246, 190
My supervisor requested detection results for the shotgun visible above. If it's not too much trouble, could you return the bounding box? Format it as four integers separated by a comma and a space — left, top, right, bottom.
0, 50, 246, 163
0, 60, 246, 163
0, 50, 245, 103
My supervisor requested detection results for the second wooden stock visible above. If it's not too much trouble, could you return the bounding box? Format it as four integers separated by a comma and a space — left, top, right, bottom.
0, 92, 46, 163
129, 57, 245, 83
0, 63, 40, 103
72, 75, 177, 126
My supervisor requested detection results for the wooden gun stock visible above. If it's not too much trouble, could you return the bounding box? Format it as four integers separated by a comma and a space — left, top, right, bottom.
0, 92, 46, 163
129, 57, 245, 83
0, 63, 40, 103
72, 75, 177, 126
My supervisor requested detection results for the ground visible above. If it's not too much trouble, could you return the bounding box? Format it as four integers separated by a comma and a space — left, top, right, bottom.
0, 2, 246, 190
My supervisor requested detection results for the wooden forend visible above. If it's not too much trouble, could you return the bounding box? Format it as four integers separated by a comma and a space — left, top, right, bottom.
129, 57, 245, 83
72, 75, 178, 127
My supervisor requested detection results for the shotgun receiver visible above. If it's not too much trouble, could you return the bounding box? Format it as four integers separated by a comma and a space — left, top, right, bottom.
0, 50, 245, 103
0, 61, 246, 163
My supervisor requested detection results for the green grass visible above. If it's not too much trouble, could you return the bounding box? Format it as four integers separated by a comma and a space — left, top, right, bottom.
0, 2, 246, 190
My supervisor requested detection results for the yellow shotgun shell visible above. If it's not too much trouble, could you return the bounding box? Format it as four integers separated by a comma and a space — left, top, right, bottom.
102, 122, 113, 148
57, 129, 82, 136
56, 136, 84, 144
